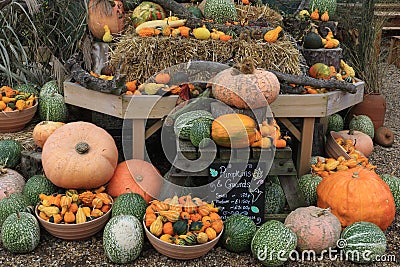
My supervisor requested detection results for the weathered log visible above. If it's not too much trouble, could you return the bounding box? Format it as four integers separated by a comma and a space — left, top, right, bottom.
269, 70, 358, 94
65, 53, 126, 95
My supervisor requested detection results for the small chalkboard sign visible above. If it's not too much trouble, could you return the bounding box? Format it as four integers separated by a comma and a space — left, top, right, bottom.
207, 161, 266, 226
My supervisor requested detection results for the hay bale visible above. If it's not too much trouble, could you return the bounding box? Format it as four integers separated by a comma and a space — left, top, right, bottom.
110, 35, 300, 83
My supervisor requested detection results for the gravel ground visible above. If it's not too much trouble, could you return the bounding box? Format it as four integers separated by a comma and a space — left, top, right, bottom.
0, 64, 399, 267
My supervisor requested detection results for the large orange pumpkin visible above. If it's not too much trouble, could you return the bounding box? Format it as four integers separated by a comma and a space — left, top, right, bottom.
41, 121, 119, 189
211, 113, 258, 148
317, 166, 395, 230
87, 0, 125, 40
32, 121, 65, 148
106, 159, 163, 203
212, 59, 280, 109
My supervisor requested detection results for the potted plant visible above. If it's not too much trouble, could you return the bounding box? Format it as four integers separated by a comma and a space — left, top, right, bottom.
339, 0, 387, 131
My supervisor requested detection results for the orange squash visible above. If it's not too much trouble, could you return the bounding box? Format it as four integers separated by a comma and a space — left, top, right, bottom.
42, 122, 119, 189
32, 121, 65, 148
87, 0, 125, 40
211, 114, 258, 148
212, 58, 280, 109
106, 159, 163, 203
317, 166, 395, 230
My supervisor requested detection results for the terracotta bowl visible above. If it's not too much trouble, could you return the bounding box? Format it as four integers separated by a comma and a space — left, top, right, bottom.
0, 101, 38, 133
143, 217, 223, 260
325, 131, 351, 160
35, 202, 112, 240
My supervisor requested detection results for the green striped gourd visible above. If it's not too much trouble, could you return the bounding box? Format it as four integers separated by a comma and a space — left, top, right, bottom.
0, 192, 30, 227
221, 214, 257, 253
298, 174, 323, 206
380, 174, 400, 212
39, 92, 68, 122
1, 212, 40, 253
0, 140, 22, 169
327, 113, 344, 132
103, 215, 144, 264
204, 0, 238, 24
111, 192, 147, 220
174, 110, 213, 140
189, 117, 212, 147
349, 115, 375, 139
13, 84, 39, 95
251, 220, 297, 266
40, 80, 62, 96
340, 221, 387, 263
23, 175, 58, 206
265, 181, 286, 214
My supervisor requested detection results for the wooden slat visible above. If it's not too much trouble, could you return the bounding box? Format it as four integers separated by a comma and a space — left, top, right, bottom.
326, 81, 365, 116
122, 95, 178, 119
279, 118, 301, 141
145, 120, 163, 139
278, 175, 307, 210
264, 213, 289, 222
297, 118, 315, 176
64, 82, 124, 117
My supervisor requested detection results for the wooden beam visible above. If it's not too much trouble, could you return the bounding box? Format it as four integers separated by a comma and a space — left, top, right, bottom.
279, 118, 301, 141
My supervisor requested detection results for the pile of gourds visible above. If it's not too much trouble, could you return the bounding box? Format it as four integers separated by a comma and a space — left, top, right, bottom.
311, 137, 376, 178
37, 187, 113, 224
0, 86, 36, 112
145, 195, 223, 245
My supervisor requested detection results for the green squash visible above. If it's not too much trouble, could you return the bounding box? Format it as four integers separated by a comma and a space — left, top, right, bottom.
340, 221, 387, 263
39, 92, 68, 122
23, 175, 58, 206
349, 115, 375, 139
380, 174, 400, 212
309, 0, 337, 15
0, 192, 30, 227
40, 80, 62, 96
221, 214, 257, 253
1, 212, 40, 253
111, 192, 147, 220
327, 113, 344, 132
265, 181, 286, 214
0, 140, 23, 169
303, 32, 323, 49
190, 117, 212, 147
103, 215, 144, 264
251, 220, 297, 266
174, 110, 213, 140
187, 6, 204, 19
204, 0, 238, 24
189, 221, 203, 231
13, 84, 39, 95
298, 173, 323, 206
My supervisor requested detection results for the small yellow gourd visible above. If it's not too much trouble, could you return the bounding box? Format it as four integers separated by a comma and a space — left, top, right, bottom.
150, 216, 163, 236
76, 207, 87, 224
102, 25, 113, 43
205, 227, 217, 240
193, 25, 211, 40
158, 210, 180, 222
160, 234, 174, 243
321, 11, 329, 22
196, 232, 209, 244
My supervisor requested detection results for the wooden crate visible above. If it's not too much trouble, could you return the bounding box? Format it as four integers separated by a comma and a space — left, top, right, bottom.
169, 140, 306, 215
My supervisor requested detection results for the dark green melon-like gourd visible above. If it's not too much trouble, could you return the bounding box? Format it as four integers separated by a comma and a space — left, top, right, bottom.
0, 140, 22, 169
173, 219, 188, 235
265, 181, 286, 214
23, 175, 58, 206
190, 117, 212, 147
174, 110, 213, 140
349, 114, 375, 139
0, 192, 30, 227
187, 6, 204, 18
327, 113, 344, 132
221, 214, 257, 253
340, 221, 387, 263
251, 220, 297, 266
1, 212, 40, 253
39, 92, 68, 122
380, 174, 400, 212
13, 84, 39, 95
204, 0, 238, 24
303, 32, 323, 49
298, 173, 323, 206
103, 215, 144, 264
111, 192, 147, 220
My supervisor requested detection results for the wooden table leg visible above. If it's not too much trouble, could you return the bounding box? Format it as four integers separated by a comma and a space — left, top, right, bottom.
131, 119, 145, 160
297, 117, 315, 176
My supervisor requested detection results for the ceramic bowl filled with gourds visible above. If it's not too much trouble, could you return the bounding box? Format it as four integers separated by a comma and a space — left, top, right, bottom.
143, 194, 224, 260
34, 188, 113, 240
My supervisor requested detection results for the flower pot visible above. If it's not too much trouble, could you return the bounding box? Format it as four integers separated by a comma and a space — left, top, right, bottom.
347, 93, 386, 131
